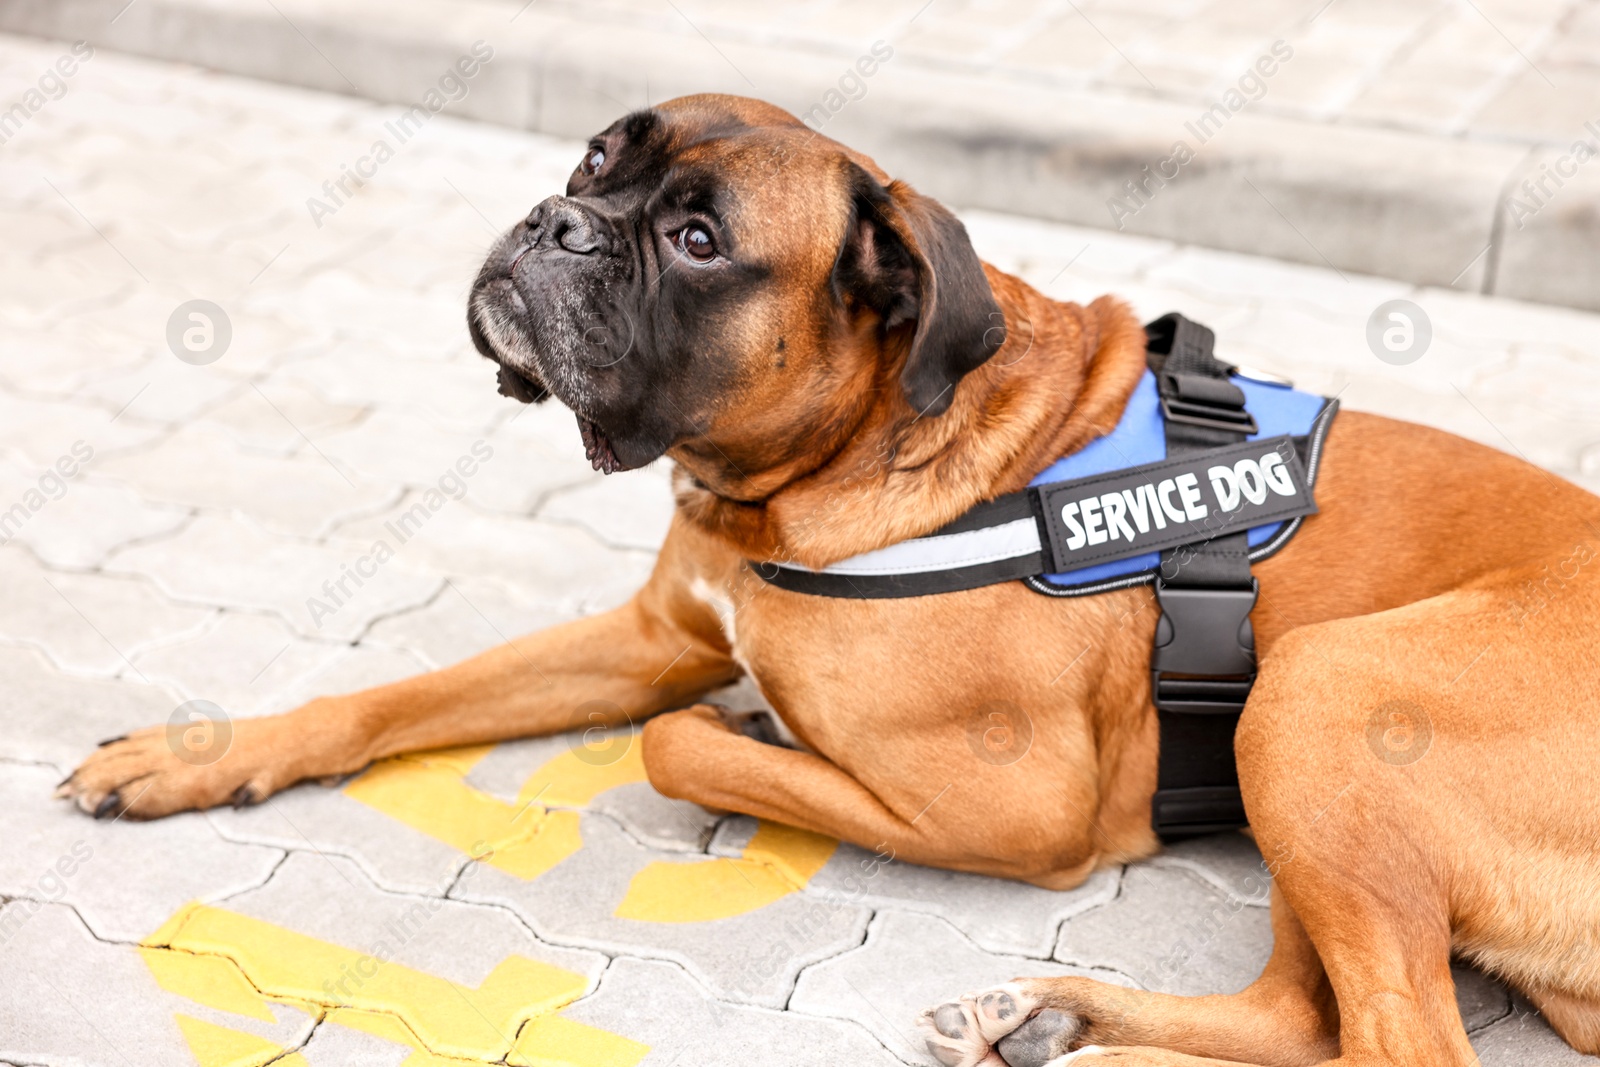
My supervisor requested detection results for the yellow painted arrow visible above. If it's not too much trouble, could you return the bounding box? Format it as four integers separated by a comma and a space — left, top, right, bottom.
142, 902, 647, 1067
341, 737, 840, 923
342, 742, 649, 882
616, 821, 838, 923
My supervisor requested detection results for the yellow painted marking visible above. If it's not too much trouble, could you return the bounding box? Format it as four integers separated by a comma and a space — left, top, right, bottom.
517, 743, 648, 810
343, 756, 583, 881
140, 945, 277, 1022
511, 1014, 650, 1067
172, 1014, 307, 1067
144, 902, 646, 1066
342, 741, 647, 882
326, 1007, 497, 1066
392, 743, 497, 776
615, 821, 838, 923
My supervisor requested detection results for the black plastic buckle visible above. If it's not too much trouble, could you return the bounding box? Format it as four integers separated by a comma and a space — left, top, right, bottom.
1151, 580, 1259, 714
1157, 371, 1258, 436
1152, 786, 1248, 838
1164, 395, 1260, 435
1158, 395, 1259, 435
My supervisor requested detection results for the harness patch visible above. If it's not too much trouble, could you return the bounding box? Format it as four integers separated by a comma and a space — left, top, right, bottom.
1036, 435, 1317, 573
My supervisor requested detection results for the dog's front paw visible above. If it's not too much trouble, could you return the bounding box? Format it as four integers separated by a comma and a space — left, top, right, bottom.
919, 982, 1085, 1067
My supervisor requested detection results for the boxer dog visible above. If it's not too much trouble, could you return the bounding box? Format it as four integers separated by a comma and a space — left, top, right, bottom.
61, 95, 1600, 1066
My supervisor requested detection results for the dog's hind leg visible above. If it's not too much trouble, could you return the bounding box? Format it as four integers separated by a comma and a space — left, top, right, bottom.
1523, 986, 1600, 1054
921, 832, 1478, 1067
640, 702, 1103, 885
920, 885, 1337, 1067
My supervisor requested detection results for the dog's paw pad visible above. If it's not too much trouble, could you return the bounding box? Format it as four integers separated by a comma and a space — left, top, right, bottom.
974, 986, 1027, 1039
919, 999, 985, 1066
920, 982, 1043, 1067
996, 1008, 1083, 1067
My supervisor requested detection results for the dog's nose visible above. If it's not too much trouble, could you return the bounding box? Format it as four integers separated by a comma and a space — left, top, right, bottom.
527, 195, 605, 255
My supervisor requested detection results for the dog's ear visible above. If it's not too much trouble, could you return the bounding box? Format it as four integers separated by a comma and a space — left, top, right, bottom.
832, 165, 1004, 417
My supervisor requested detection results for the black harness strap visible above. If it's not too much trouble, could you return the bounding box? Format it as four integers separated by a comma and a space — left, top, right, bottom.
758, 312, 1333, 841
1145, 314, 1257, 839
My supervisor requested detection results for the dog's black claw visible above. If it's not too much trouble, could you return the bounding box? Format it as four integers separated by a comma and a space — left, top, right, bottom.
97, 735, 128, 748
231, 785, 259, 809
93, 793, 121, 819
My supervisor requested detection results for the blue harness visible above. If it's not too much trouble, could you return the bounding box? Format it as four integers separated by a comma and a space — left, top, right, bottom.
1028, 367, 1332, 593
756, 314, 1339, 840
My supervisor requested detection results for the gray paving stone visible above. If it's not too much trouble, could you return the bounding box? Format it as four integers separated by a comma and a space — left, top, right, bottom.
245, 269, 479, 365
1053, 864, 1274, 996
273, 346, 508, 434
0, 900, 316, 1067
538, 464, 678, 552
0, 646, 180, 772
453, 812, 871, 1009
1411, 282, 1600, 355
296, 1021, 412, 1067
1454, 963, 1515, 1035
362, 575, 581, 670
0, 547, 215, 679
1471, 344, 1600, 426
208, 779, 474, 898
1472, 996, 1600, 1066
959, 209, 1175, 287
105, 513, 443, 640
791, 910, 1127, 1065
194, 377, 366, 456
239, 640, 430, 718
1, 252, 148, 349
129, 610, 347, 718
712, 816, 1120, 958
563, 956, 902, 1067
1143, 243, 1412, 320
0, 389, 163, 468
586, 782, 724, 855
314, 407, 598, 517
1147, 831, 1275, 908
164, 303, 332, 380
0, 763, 286, 943
333, 499, 654, 615
0, 319, 151, 399
0, 454, 189, 570
92, 423, 401, 539
76, 354, 250, 426
1336, 374, 1596, 478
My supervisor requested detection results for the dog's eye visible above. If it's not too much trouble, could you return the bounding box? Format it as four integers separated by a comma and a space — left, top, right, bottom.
581, 147, 605, 175
679, 224, 716, 262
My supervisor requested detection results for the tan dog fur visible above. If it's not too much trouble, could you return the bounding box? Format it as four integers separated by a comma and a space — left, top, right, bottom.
60, 95, 1600, 1066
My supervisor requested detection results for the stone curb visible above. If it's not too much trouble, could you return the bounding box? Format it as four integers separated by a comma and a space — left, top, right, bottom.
3, 0, 1594, 310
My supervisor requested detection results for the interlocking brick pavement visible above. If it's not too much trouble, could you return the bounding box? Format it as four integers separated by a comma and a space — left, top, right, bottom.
7, 0, 1600, 307
1, 33, 1598, 1067
495, 0, 1600, 146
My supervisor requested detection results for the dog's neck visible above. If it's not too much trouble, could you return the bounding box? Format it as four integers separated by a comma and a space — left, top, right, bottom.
674, 267, 1150, 570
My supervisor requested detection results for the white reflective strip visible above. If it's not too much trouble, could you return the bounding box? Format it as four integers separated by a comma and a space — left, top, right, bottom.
793, 517, 1042, 577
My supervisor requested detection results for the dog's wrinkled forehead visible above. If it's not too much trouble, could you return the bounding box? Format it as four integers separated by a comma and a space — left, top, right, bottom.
572, 95, 857, 273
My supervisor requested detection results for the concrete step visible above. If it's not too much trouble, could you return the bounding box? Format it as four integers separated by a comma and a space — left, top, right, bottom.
4, 0, 1596, 312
